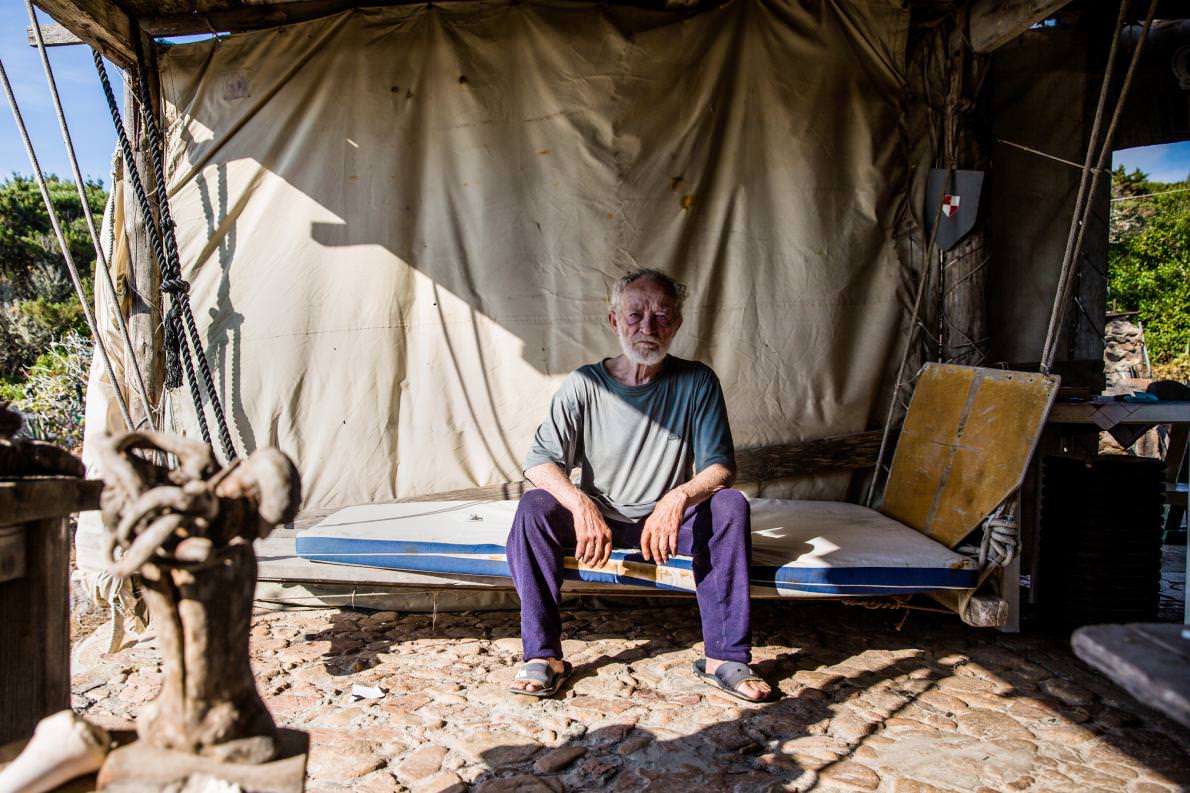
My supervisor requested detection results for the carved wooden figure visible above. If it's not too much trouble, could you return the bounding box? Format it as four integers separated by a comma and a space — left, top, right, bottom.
97, 432, 300, 765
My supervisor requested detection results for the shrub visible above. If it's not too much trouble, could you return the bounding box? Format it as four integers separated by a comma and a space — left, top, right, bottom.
8, 332, 93, 450
1108, 167, 1190, 371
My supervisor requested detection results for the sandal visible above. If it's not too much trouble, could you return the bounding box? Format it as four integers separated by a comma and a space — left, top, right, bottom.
510, 660, 572, 698
693, 658, 770, 702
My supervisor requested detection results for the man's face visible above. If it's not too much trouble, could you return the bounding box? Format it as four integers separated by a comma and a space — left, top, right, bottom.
609, 278, 683, 366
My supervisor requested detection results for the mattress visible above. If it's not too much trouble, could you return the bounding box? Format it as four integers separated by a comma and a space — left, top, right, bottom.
295, 498, 980, 598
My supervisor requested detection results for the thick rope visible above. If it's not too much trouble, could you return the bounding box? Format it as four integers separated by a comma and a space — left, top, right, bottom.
0, 56, 134, 432
91, 56, 178, 383
978, 498, 1018, 569
1041, 0, 1156, 372
92, 51, 227, 456
128, 33, 237, 462
26, 2, 156, 431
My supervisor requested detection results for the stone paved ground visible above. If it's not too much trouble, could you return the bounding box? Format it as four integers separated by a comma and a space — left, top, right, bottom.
72, 599, 1190, 793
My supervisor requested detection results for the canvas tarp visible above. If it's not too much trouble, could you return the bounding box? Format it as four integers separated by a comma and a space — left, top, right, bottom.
88, 0, 914, 512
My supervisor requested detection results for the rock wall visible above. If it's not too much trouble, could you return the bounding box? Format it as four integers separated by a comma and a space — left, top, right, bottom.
1103, 316, 1150, 393
1102, 315, 1162, 457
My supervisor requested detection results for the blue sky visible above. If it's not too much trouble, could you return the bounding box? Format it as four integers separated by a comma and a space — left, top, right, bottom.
2, 3, 1190, 188
0, 4, 123, 188
1114, 141, 1190, 183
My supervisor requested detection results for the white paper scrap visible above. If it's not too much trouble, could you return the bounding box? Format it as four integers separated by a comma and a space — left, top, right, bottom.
351, 683, 386, 700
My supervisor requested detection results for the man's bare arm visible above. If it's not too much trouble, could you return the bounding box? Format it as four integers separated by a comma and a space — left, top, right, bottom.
524, 462, 614, 568
641, 463, 736, 564
674, 462, 736, 508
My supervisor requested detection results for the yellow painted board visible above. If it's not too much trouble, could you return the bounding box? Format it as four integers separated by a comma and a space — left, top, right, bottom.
881, 365, 976, 532
927, 373, 1056, 545
881, 364, 1058, 548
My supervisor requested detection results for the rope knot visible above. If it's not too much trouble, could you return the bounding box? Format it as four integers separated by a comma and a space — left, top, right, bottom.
162, 277, 190, 296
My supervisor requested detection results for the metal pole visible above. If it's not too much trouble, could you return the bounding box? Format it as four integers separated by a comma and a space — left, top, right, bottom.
26, 0, 156, 431
0, 56, 134, 432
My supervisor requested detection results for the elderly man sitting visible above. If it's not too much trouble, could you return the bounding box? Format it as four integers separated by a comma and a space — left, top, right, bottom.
506, 269, 771, 702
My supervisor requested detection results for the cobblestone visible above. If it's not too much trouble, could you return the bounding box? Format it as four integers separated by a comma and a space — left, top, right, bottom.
71, 601, 1190, 792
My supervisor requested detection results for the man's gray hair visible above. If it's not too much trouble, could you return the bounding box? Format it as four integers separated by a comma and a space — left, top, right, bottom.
609, 269, 688, 314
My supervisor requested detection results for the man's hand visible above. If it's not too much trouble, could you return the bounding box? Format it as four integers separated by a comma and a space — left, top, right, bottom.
573, 497, 613, 568
524, 463, 614, 569
641, 488, 688, 564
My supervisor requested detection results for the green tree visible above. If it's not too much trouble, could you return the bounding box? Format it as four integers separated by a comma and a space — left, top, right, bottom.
0, 174, 102, 382
1108, 166, 1190, 375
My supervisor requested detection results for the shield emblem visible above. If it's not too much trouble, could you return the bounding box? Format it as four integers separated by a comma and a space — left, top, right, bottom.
924, 169, 983, 250
941, 194, 960, 217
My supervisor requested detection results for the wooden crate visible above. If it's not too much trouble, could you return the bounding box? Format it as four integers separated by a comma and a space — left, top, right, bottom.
0, 477, 102, 744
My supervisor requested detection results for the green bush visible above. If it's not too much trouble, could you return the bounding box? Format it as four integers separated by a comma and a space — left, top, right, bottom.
0, 174, 104, 446
1108, 166, 1190, 370
7, 332, 93, 450
0, 174, 102, 302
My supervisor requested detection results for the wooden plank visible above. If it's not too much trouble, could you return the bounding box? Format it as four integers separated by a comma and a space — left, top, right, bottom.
969, 0, 1075, 53
0, 517, 70, 744
882, 365, 1058, 547
33, 0, 135, 68
140, 0, 379, 36
0, 478, 103, 524
99, 729, 308, 793
1047, 401, 1190, 426
135, 0, 689, 37
931, 372, 1056, 541
25, 23, 83, 46
0, 527, 26, 584
882, 365, 977, 532
1072, 623, 1190, 729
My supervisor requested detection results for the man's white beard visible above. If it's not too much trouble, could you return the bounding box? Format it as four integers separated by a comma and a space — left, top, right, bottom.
618, 333, 669, 366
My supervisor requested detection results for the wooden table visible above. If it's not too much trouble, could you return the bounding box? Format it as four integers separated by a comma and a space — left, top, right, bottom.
0, 477, 102, 745
1047, 400, 1190, 426
1040, 400, 1190, 622
1072, 623, 1190, 730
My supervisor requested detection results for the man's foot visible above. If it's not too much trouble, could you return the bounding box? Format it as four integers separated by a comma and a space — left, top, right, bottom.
510, 657, 571, 696
698, 658, 772, 702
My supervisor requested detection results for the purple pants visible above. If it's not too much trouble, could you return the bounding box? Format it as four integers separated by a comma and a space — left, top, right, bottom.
506, 488, 753, 663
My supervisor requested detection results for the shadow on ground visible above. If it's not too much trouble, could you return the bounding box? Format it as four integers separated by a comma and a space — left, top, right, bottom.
288, 600, 1190, 792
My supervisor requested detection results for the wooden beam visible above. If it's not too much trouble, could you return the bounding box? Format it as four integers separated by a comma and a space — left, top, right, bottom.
140, 0, 710, 37
0, 478, 103, 525
33, 0, 135, 68
139, 0, 377, 37
25, 22, 83, 47
968, 0, 1075, 54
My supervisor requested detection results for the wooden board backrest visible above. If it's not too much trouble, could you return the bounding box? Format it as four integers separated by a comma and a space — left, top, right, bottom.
880, 364, 1059, 548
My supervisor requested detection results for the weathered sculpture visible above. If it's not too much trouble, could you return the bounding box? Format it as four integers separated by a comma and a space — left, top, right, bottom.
97, 432, 300, 765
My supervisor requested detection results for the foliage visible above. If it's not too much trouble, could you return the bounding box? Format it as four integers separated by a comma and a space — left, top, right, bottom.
0, 174, 103, 292
0, 174, 104, 445
1108, 166, 1190, 370
7, 332, 93, 450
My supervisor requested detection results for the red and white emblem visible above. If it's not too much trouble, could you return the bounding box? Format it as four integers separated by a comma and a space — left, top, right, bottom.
941, 194, 961, 217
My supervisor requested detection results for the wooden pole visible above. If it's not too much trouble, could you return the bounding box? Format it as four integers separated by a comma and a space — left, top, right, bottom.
121, 48, 165, 429
940, 16, 990, 367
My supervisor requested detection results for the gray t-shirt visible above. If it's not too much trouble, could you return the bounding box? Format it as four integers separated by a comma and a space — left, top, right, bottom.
523, 356, 736, 522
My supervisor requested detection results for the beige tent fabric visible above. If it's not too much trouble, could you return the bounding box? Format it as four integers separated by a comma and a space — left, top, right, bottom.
106, 0, 913, 510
